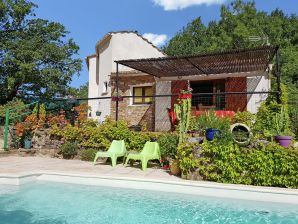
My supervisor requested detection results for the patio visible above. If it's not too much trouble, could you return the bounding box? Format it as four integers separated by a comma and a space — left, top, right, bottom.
0, 156, 181, 181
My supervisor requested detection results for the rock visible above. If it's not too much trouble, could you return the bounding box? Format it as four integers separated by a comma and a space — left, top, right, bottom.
192, 145, 202, 158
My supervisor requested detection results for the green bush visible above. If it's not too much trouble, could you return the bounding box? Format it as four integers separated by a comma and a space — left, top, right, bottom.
50, 118, 167, 155
177, 142, 199, 175
58, 142, 79, 159
157, 133, 179, 159
80, 149, 97, 161
254, 83, 293, 139
233, 111, 255, 127
198, 140, 298, 188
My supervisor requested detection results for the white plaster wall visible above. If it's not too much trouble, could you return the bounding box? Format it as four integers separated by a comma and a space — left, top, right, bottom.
97, 40, 113, 122
87, 32, 165, 122
87, 56, 99, 119
111, 33, 165, 72
247, 73, 271, 113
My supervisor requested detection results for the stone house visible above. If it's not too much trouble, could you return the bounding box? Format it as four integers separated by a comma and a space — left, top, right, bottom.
87, 31, 275, 132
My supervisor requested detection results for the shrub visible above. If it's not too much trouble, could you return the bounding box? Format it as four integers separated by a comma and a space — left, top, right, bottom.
254, 83, 293, 139
58, 142, 79, 159
0, 98, 30, 124
80, 149, 97, 161
157, 133, 179, 159
233, 111, 255, 127
198, 140, 298, 188
176, 142, 199, 175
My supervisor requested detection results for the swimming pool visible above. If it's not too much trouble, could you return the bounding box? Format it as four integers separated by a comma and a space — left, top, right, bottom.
0, 181, 297, 224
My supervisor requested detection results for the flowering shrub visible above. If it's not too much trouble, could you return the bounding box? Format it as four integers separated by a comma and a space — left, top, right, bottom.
73, 103, 90, 124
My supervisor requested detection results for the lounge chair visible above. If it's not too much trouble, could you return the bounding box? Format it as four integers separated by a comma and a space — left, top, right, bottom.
93, 140, 126, 167
124, 142, 161, 171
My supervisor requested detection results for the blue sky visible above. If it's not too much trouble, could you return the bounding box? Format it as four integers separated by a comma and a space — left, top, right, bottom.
32, 0, 298, 88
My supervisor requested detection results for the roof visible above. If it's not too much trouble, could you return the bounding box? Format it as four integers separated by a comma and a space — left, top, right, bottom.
116, 46, 277, 78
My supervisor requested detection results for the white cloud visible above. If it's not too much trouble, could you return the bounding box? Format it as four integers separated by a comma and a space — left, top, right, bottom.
143, 33, 168, 46
152, 0, 226, 11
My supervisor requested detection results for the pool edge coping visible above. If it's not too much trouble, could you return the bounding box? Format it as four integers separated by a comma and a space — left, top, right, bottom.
1, 171, 298, 205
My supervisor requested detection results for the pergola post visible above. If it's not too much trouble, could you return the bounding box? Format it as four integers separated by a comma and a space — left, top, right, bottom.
115, 62, 119, 122
276, 47, 282, 103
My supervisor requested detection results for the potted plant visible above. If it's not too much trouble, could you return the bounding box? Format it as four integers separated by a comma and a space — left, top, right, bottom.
230, 123, 252, 146
273, 106, 293, 147
170, 159, 181, 176
204, 111, 221, 141
178, 85, 193, 99
16, 122, 33, 149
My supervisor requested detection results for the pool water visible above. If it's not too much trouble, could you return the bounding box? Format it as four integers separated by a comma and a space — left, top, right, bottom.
0, 181, 297, 224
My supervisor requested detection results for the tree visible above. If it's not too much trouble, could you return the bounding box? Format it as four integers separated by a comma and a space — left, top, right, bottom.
67, 82, 88, 99
0, 0, 82, 104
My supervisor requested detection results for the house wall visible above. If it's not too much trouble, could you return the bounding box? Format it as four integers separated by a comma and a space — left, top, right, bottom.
111, 33, 164, 73
110, 74, 156, 131
155, 80, 172, 132
87, 32, 164, 122
87, 56, 99, 119
246, 73, 270, 113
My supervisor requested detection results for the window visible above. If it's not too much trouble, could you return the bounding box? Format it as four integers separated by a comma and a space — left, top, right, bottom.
132, 86, 153, 104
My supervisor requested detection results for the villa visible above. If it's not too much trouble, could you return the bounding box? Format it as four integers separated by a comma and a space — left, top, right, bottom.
87, 31, 275, 132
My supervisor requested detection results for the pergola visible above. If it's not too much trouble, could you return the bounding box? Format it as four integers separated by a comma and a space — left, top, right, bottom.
113, 46, 280, 121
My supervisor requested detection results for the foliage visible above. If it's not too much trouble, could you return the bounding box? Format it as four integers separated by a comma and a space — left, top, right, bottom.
233, 111, 255, 127
198, 140, 298, 188
272, 105, 292, 136
189, 112, 232, 141
15, 121, 33, 139
0, 98, 30, 124
0, 0, 82, 104
67, 82, 88, 99
157, 133, 179, 159
73, 103, 90, 124
80, 149, 97, 161
174, 97, 192, 143
58, 142, 78, 159
254, 84, 293, 139
50, 117, 162, 154
47, 110, 69, 127
176, 142, 199, 175
164, 0, 298, 135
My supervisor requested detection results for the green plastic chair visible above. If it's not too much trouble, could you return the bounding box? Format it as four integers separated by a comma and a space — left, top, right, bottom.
93, 140, 126, 167
124, 142, 161, 171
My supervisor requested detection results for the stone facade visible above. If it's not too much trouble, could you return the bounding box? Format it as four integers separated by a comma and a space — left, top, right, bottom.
110, 72, 156, 131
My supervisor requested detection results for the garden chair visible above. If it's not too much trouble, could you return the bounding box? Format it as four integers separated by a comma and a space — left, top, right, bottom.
93, 140, 127, 167
124, 142, 161, 171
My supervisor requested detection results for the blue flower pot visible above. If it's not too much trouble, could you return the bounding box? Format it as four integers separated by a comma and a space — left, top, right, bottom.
24, 138, 32, 149
206, 128, 221, 141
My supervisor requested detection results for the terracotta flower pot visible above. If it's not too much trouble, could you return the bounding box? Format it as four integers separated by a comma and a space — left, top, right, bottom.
178, 93, 192, 99
170, 159, 181, 176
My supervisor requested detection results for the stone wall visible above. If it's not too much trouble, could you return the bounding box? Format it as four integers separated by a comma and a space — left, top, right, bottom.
32, 128, 60, 150
155, 80, 172, 132
110, 73, 156, 131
